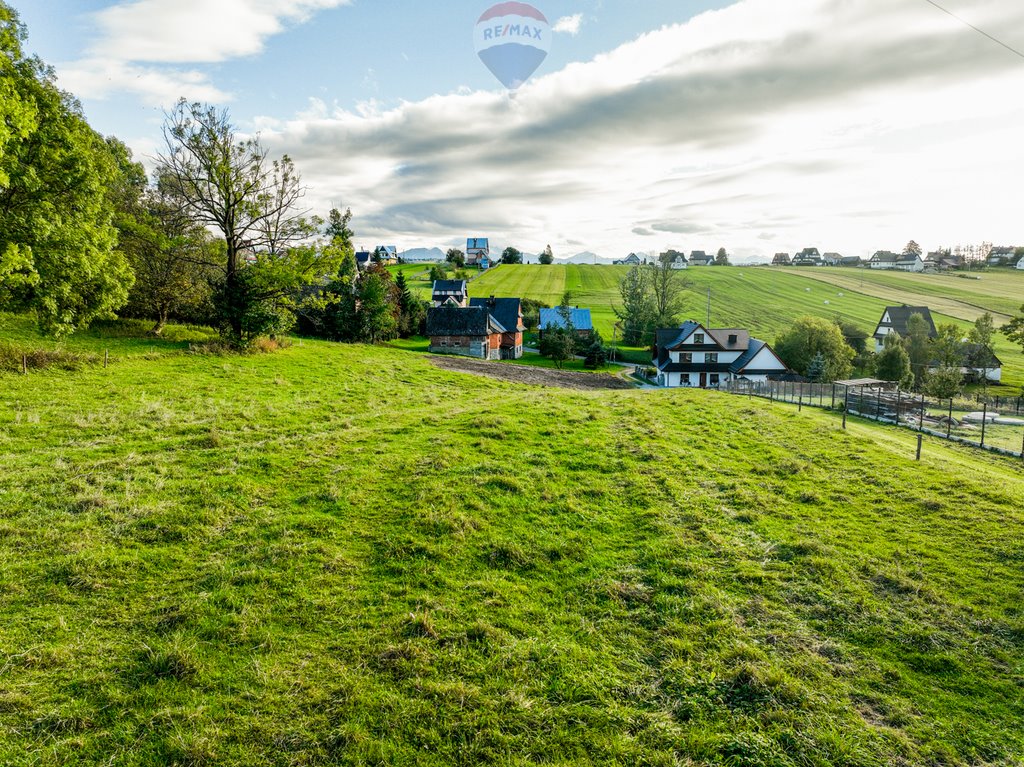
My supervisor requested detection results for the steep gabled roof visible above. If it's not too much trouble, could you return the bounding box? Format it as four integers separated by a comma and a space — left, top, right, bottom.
870, 251, 900, 263
730, 339, 768, 372
875, 305, 937, 338
432, 280, 467, 294
427, 306, 501, 336
469, 297, 523, 333
467, 238, 490, 250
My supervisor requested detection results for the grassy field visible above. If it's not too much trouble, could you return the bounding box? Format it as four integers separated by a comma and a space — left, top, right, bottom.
1, 322, 1023, 765
469, 265, 1024, 387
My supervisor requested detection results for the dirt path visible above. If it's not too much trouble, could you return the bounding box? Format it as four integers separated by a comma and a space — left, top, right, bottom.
429, 356, 636, 390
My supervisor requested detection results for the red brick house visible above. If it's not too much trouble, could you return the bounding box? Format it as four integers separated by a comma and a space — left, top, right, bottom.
470, 297, 524, 359
426, 306, 503, 359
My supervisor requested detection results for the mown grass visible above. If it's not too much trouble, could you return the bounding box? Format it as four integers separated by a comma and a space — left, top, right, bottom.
469, 266, 1024, 387
1, 324, 1023, 765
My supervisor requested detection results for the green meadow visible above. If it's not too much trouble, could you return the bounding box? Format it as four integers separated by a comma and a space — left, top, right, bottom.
468, 265, 1024, 386
1, 315, 1023, 765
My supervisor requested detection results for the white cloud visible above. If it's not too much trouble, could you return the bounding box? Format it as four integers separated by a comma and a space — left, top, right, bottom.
57, 57, 231, 107
250, 0, 1024, 259
553, 14, 584, 36
55, 0, 350, 106
88, 0, 352, 63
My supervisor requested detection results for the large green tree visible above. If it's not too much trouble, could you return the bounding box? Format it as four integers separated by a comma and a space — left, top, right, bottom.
903, 312, 932, 389
774, 316, 854, 381
967, 312, 997, 395
157, 100, 342, 347
501, 246, 523, 265
614, 266, 655, 346
649, 258, 688, 329
924, 324, 964, 398
0, 4, 134, 335
875, 332, 913, 388
1003, 304, 1024, 353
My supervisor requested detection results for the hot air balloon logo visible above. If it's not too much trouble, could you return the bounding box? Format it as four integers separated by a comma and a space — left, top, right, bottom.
474, 2, 551, 90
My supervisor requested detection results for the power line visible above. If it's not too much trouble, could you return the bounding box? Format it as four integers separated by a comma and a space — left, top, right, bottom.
922, 0, 1024, 61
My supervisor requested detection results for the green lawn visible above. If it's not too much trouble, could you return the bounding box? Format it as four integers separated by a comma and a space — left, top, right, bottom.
468, 265, 1024, 388
1, 323, 1023, 765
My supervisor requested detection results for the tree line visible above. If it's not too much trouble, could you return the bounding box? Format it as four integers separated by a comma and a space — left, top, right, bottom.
0, 5, 424, 349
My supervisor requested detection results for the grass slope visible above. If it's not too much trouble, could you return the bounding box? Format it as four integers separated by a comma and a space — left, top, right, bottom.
1, 331, 1023, 765
469, 266, 1024, 386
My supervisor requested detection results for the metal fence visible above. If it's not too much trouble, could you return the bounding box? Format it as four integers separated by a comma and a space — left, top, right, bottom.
723, 379, 1024, 459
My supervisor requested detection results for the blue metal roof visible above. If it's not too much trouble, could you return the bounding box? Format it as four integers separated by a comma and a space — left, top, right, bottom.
539, 308, 593, 331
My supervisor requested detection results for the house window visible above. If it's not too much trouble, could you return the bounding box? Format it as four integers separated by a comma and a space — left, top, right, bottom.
693, 333, 705, 344
707, 353, 719, 363
679, 353, 692, 364
710, 374, 720, 386
681, 374, 691, 385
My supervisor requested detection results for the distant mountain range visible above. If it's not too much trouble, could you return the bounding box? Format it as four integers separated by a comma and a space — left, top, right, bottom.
556, 251, 618, 265
401, 247, 446, 262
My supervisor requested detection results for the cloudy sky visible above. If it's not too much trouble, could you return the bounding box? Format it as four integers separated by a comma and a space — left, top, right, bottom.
17, 0, 1024, 261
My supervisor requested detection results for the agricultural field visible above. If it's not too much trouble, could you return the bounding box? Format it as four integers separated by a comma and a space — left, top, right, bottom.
469, 265, 1024, 387
1, 320, 1024, 765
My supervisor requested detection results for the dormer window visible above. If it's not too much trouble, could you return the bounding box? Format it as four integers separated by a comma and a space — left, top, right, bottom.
728, 334, 737, 345
693, 333, 705, 344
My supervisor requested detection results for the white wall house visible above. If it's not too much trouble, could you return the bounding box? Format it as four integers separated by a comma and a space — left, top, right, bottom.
873, 305, 937, 352
654, 321, 789, 388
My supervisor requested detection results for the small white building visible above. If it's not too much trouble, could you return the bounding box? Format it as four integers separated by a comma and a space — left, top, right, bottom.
654, 321, 789, 388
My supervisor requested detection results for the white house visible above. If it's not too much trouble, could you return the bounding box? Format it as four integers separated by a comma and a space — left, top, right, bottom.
895, 254, 925, 272
1017, 257, 1024, 271
654, 321, 789, 388
873, 305, 937, 352
670, 254, 688, 270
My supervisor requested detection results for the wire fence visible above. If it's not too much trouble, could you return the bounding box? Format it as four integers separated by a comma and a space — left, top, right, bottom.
723, 379, 1024, 459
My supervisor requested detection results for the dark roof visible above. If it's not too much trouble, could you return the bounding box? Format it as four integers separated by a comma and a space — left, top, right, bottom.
707, 328, 750, 350
539, 308, 593, 331
469, 297, 523, 333
467, 238, 489, 250
798, 247, 820, 257
355, 251, 371, 263
875, 305, 937, 338
960, 343, 1002, 367
730, 339, 768, 372
870, 251, 899, 263
432, 280, 467, 294
427, 306, 502, 336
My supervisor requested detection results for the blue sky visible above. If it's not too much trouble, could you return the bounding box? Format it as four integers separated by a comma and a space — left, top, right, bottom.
13, 0, 1024, 260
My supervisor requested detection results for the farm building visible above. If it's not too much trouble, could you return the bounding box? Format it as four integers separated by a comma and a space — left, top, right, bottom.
432, 280, 468, 307
772, 253, 791, 266
873, 305, 937, 352
689, 251, 713, 266
469, 297, 525, 359
426, 306, 503, 360
614, 253, 643, 266
654, 321, 789, 388
538, 308, 593, 339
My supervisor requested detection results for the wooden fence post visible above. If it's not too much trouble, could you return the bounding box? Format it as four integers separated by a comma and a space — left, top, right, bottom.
947, 398, 953, 439
22, 354, 27, 375
916, 434, 923, 461
104, 349, 108, 369
981, 403, 988, 448
843, 388, 849, 429
919, 393, 925, 431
